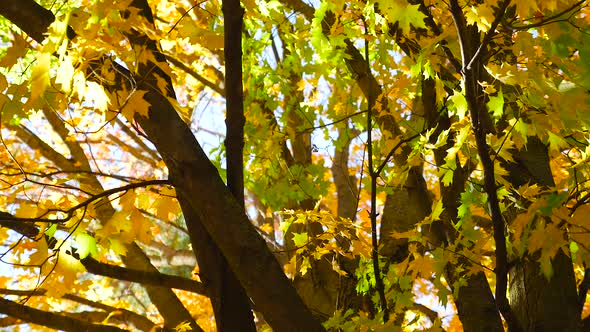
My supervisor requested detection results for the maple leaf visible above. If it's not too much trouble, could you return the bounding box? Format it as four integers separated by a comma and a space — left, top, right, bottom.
0, 32, 28, 68
377, 1, 427, 34
449, 90, 468, 119
121, 90, 151, 120
29, 52, 51, 102
486, 89, 504, 120
465, 4, 494, 32
28, 237, 49, 266
174, 321, 193, 332
75, 232, 98, 259
292, 232, 308, 247
85, 81, 110, 112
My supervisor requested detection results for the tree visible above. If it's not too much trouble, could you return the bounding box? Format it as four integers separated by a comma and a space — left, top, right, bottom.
0, 0, 589, 331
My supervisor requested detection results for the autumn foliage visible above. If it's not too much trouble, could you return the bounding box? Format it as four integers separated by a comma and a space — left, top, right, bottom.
0, 0, 590, 331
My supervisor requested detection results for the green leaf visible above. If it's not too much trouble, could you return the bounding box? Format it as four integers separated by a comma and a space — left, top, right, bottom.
377, 1, 426, 34
539, 192, 568, 216
430, 199, 444, 222
75, 232, 98, 259
570, 241, 579, 255
258, 0, 281, 17
547, 132, 568, 155
44, 224, 58, 238
486, 89, 504, 120
292, 232, 308, 247
449, 90, 468, 119
440, 157, 457, 187
311, 1, 335, 61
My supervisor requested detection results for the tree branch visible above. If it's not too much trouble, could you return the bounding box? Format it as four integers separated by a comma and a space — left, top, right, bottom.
0, 296, 126, 332
448, 1, 520, 330
114, 118, 161, 161
42, 107, 93, 170
505, 0, 586, 31
0, 288, 157, 331
80, 257, 207, 296
166, 55, 224, 96
0, 180, 171, 224
466, 0, 511, 71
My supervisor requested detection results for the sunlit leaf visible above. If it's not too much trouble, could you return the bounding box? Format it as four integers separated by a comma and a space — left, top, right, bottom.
292, 232, 308, 247
75, 232, 98, 259
29, 52, 51, 101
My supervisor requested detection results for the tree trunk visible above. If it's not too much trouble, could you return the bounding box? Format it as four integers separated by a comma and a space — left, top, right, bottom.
506, 138, 580, 331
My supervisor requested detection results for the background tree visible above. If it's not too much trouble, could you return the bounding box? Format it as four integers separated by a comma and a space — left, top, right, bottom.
0, 0, 589, 331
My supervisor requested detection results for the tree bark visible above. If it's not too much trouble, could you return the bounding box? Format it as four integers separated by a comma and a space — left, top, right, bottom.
204, 0, 257, 328
505, 138, 580, 331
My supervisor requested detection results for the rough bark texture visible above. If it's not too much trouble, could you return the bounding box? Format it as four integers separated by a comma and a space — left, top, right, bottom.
506, 138, 580, 331
331, 128, 358, 221
177, 195, 256, 332
380, 166, 431, 261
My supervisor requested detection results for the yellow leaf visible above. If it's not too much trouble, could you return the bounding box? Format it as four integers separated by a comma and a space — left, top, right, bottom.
119, 190, 137, 209
299, 257, 311, 276
85, 82, 110, 112
108, 238, 128, 256
479, 80, 497, 94
259, 223, 274, 234
465, 5, 494, 32
30, 52, 51, 101
28, 237, 49, 266
153, 191, 179, 221
516, 1, 539, 18
528, 223, 566, 258
72, 70, 87, 99
130, 209, 153, 244
121, 90, 151, 120
572, 205, 590, 227
155, 73, 170, 96
516, 183, 541, 199
0, 33, 28, 68
54, 249, 85, 289
96, 210, 130, 241
297, 79, 306, 91
350, 239, 371, 258
15, 203, 38, 219
55, 56, 74, 93
174, 321, 193, 332
284, 256, 297, 279
178, 21, 224, 49
201, 32, 224, 49
331, 258, 348, 276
